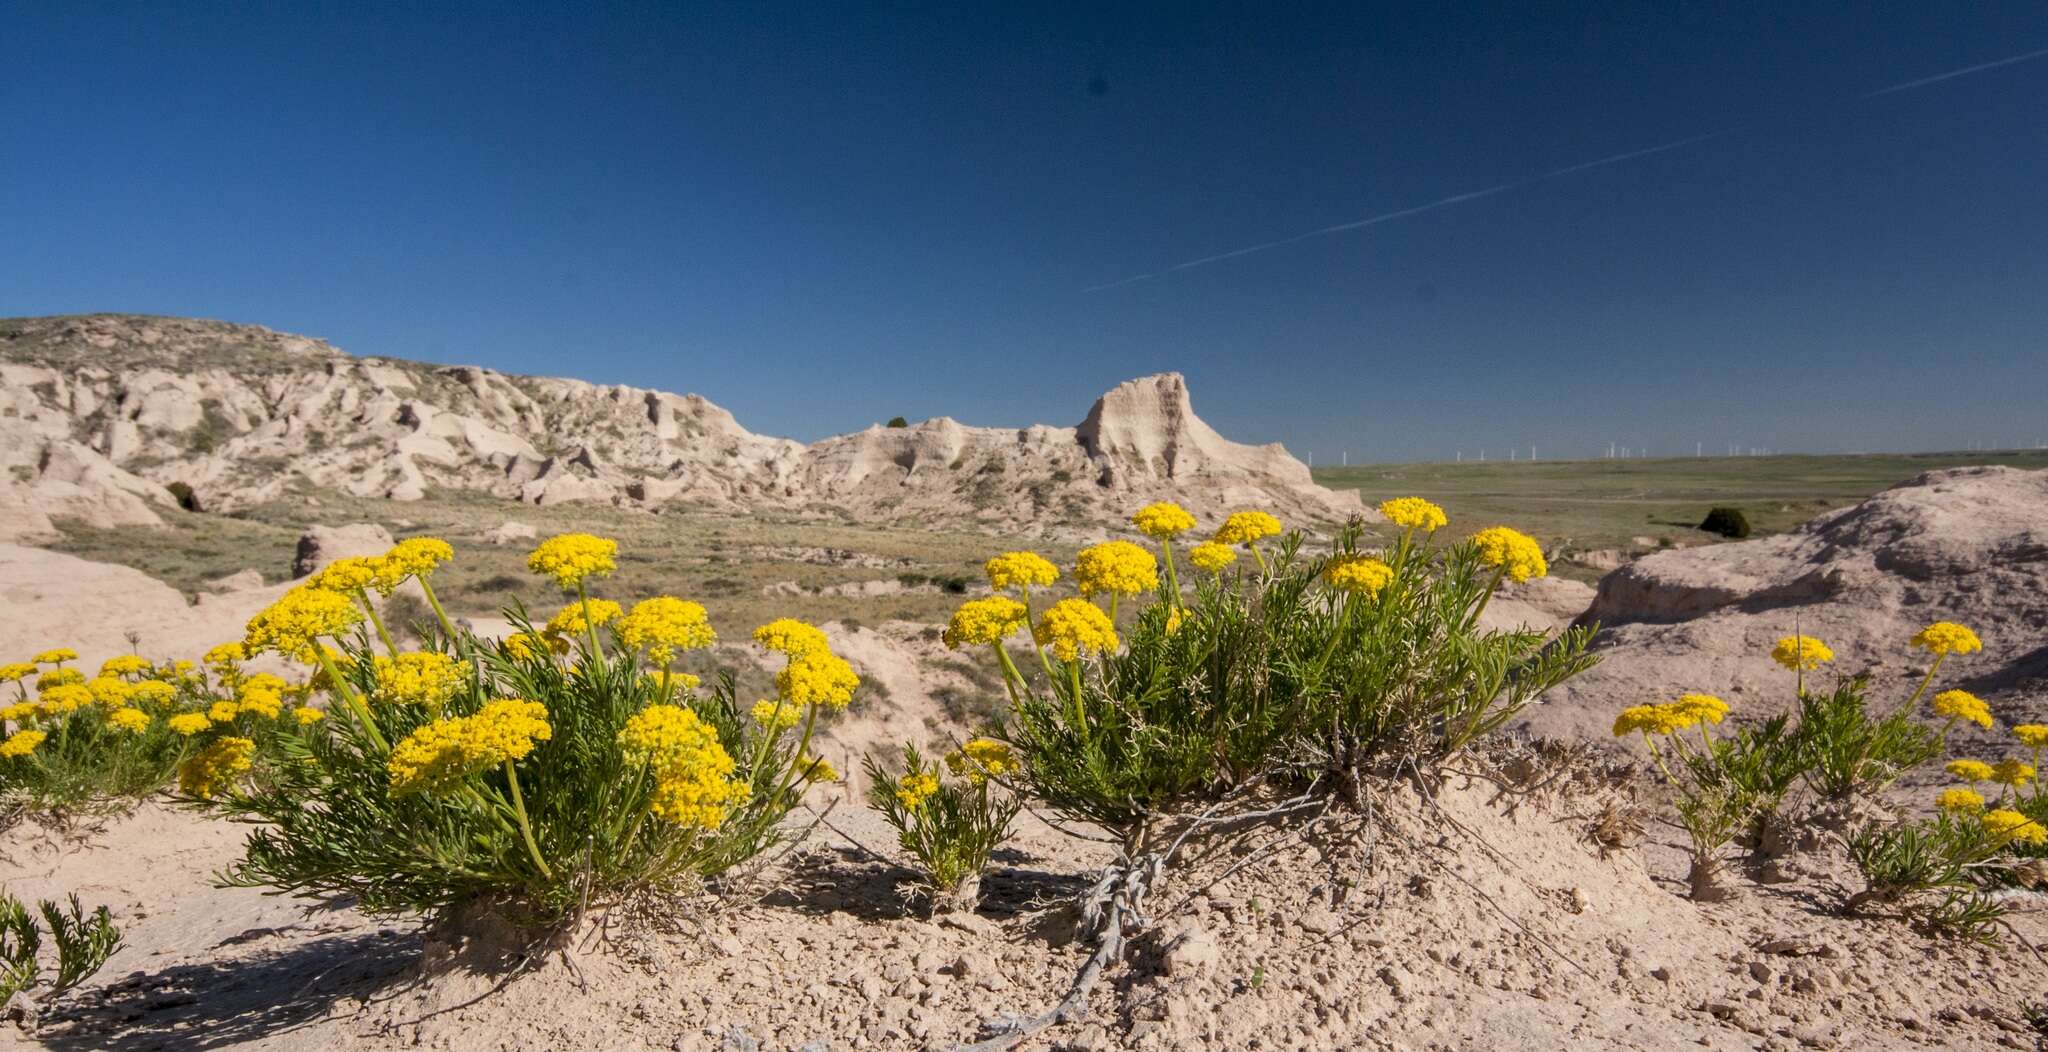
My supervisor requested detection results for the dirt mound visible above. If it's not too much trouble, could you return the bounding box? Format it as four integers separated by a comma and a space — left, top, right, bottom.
1525, 466, 2048, 742
0, 314, 1358, 531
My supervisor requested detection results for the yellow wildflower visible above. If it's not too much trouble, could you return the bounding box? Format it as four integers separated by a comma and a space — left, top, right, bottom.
617, 704, 722, 768
99, 655, 152, 678
776, 651, 860, 709
946, 738, 1018, 785
32, 648, 77, 665
1033, 598, 1118, 662
373, 537, 456, 592
1213, 510, 1282, 547
1983, 809, 2048, 846
208, 700, 241, 723
753, 618, 830, 658
1931, 690, 1992, 730
1946, 759, 1994, 784
37, 684, 93, 715
1612, 703, 1694, 737
2015, 724, 2048, 750
647, 757, 750, 830
1324, 555, 1394, 595
1131, 502, 1197, 540
943, 597, 1029, 649
895, 771, 940, 810
1936, 787, 1985, 814
545, 599, 623, 638
526, 533, 618, 589
0, 663, 37, 683
1672, 693, 1730, 726
106, 707, 151, 733
306, 556, 379, 595
167, 712, 212, 736
1075, 540, 1159, 598
203, 641, 245, 672
387, 699, 552, 797
1, 702, 37, 722
1990, 758, 2036, 788
750, 699, 801, 731
984, 551, 1060, 591
293, 706, 327, 725
1910, 621, 1982, 657
1379, 497, 1448, 532
371, 652, 470, 708
36, 669, 84, 691
503, 630, 566, 661
1770, 635, 1834, 672
0, 729, 47, 758
236, 685, 285, 719
617, 597, 717, 665
86, 676, 136, 707
1187, 541, 1238, 574
244, 587, 364, 659
129, 680, 177, 707
799, 755, 839, 783
1470, 526, 1548, 582
178, 736, 255, 799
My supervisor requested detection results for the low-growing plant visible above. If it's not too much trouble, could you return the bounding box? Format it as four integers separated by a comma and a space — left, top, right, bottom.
1698, 506, 1751, 538
1793, 675, 1941, 801
1844, 810, 2026, 942
183, 534, 856, 929
863, 738, 1022, 912
0, 890, 122, 1009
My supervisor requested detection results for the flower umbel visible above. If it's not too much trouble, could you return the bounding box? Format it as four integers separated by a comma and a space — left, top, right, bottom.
1379, 497, 1448, 532
1074, 540, 1159, 598
1910, 621, 1983, 657
942, 597, 1029, 649
1770, 635, 1835, 673
1469, 527, 1548, 582
1033, 598, 1118, 662
525, 533, 618, 590
1131, 502, 1197, 540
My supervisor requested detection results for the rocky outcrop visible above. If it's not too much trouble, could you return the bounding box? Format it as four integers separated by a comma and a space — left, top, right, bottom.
0, 314, 1358, 531
1523, 467, 2048, 741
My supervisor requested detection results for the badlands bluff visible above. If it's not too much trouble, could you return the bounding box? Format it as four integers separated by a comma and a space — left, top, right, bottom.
0, 314, 1355, 539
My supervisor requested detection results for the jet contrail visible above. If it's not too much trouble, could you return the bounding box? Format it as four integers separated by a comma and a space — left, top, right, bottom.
1085, 46, 2048, 292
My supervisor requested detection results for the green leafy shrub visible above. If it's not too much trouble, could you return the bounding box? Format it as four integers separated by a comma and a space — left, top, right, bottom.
0, 652, 225, 817
186, 533, 857, 930
0, 891, 121, 1007
1846, 813, 2013, 941
886, 416, 909, 428
1698, 506, 1751, 538
864, 739, 1022, 912
1793, 676, 1940, 800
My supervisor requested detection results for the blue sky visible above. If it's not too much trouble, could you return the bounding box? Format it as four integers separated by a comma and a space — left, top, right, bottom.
4, 2, 2046, 461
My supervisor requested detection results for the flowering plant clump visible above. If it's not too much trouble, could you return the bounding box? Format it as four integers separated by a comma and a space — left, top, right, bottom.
0, 647, 231, 814
864, 739, 1021, 912
1003, 507, 1592, 842
187, 537, 857, 926
1378, 497, 1448, 533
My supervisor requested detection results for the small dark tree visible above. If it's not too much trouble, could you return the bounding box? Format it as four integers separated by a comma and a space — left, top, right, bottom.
165, 481, 200, 512
1700, 506, 1751, 539
886, 416, 910, 428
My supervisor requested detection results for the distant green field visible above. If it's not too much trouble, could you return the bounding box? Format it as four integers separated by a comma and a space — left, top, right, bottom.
1317, 450, 2048, 569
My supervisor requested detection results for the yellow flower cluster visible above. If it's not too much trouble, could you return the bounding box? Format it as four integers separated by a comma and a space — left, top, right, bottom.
1935, 787, 1985, 813
1930, 689, 1992, 729
37, 684, 92, 716
546, 599, 623, 638
294, 707, 327, 725
179, 736, 255, 800
526, 533, 618, 589
1187, 541, 1237, 574
372, 652, 470, 708
1990, 758, 2036, 788
1983, 809, 2048, 846
1075, 541, 1159, 598
1910, 621, 1982, 657
1131, 502, 1197, 540
619, 705, 749, 829
1324, 555, 1394, 595
387, 699, 553, 797
87, 676, 135, 707
1379, 497, 1448, 532
896, 770, 940, 810
307, 557, 379, 595
618, 597, 716, 665
106, 706, 151, 733
754, 618, 830, 658
985, 551, 1059, 592
168, 713, 212, 736
38, 669, 84, 691
130, 681, 176, 707
1034, 598, 1118, 662
0, 729, 47, 758
750, 699, 801, 730
1470, 526, 1547, 582
377, 537, 456, 590
1213, 510, 1282, 546
943, 597, 1029, 649
1946, 759, 1993, 784
945, 737, 1018, 785
1769, 635, 1834, 672
99, 655, 152, 678
776, 651, 860, 709
504, 630, 566, 661
32, 649, 77, 665
1612, 694, 1729, 736
245, 587, 365, 660
0, 663, 36, 683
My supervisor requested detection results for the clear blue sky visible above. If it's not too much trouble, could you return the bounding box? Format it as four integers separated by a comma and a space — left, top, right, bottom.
5, 2, 2046, 462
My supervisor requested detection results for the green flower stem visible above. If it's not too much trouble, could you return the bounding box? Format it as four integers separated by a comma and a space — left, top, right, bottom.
357, 589, 401, 658
1891, 652, 1948, 720
576, 581, 606, 677
1643, 734, 1680, 790
417, 575, 460, 643
1248, 543, 1268, 575
1469, 564, 1510, 628
1159, 539, 1182, 610
1066, 660, 1086, 727
764, 697, 823, 817
658, 666, 673, 704
502, 760, 552, 879
313, 645, 386, 752
1108, 593, 1120, 625
991, 642, 1025, 709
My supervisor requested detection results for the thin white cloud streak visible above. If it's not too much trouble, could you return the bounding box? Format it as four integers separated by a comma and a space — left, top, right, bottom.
1863, 46, 2048, 97
1085, 46, 2048, 292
